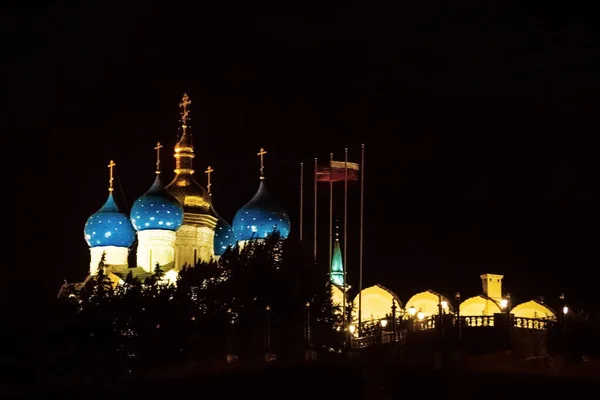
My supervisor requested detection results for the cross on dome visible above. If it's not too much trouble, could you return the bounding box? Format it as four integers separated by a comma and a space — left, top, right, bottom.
205, 165, 214, 193
108, 160, 116, 192
154, 142, 163, 174
257, 147, 267, 179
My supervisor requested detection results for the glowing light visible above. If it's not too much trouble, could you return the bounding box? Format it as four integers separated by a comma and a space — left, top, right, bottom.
563, 306, 568, 315
380, 319, 388, 328
417, 311, 425, 321
441, 301, 448, 309
500, 299, 509, 309
408, 306, 417, 316
349, 324, 356, 334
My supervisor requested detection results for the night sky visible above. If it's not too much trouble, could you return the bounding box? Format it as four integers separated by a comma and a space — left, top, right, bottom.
10, 4, 598, 313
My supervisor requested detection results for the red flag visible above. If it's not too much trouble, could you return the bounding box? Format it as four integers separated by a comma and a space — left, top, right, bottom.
316, 160, 359, 182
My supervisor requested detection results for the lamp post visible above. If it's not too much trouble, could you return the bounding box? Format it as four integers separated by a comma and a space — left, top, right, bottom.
560, 293, 568, 356
408, 306, 416, 332
455, 292, 461, 343
502, 293, 512, 349
226, 308, 237, 363
227, 308, 233, 355
391, 300, 397, 342
380, 318, 388, 344
305, 302, 311, 349
265, 305, 272, 356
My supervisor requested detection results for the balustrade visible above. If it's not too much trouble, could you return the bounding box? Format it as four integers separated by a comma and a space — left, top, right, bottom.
513, 316, 548, 330
462, 315, 495, 327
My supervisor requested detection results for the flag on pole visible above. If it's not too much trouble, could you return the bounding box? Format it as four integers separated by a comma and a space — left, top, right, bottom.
316, 160, 359, 182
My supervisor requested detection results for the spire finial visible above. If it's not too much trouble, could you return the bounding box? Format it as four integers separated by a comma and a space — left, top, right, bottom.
179, 93, 191, 129
154, 142, 163, 174
108, 160, 116, 192
205, 165, 214, 193
257, 147, 267, 179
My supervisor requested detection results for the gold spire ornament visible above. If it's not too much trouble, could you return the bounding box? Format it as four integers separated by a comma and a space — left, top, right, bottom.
108, 160, 116, 192
154, 142, 163, 174
205, 165, 213, 193
179, 93, 192, 129
257, 147, 267, 179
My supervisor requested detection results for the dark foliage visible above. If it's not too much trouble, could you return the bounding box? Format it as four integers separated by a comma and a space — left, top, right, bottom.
51, 234, 342, 380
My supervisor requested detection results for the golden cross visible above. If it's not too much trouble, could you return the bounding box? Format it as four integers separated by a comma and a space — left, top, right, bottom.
205, 165, 214, 193
154, 142, 163, 174
257, 147, 267, 179
179, 93, 192, 126
108, 160, 116, 192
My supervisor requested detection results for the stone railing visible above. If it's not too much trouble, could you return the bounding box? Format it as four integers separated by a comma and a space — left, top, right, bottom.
415, 316, 436, 331
513, 316, 549, 330
463, 315, 495, 327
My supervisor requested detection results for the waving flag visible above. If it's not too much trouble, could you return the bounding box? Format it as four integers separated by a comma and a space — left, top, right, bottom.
316, 160, 359, 182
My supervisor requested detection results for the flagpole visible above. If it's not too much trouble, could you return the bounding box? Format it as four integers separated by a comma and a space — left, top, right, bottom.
329, 153, 333, 286
358, 144, 364, 335
313, 158, 318, 262
343, 147, 348, 330
300, 162, 304, 242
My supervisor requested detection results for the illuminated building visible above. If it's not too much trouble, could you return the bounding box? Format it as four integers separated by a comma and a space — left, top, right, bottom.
59, 93, 294, 294
232, 148, 291, 248
130, 142, 184, 273
165, 94, 219, 267
83, 160, 136, 276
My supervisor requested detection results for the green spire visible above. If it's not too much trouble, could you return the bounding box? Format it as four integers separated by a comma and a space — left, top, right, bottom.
331, 234, 344, 286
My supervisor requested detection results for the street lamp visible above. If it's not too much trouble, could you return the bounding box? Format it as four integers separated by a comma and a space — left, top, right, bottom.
440, 301, 448, 312
408, 306, 416, 317
305, 302, 311, 348
455, 292, 462, 342
265, 305, 271, 355
349, 324, 356, 336
380, 319, 388, 328
560, 293, 568, 356
417, 311, 425, 321
391, 300, 397, 342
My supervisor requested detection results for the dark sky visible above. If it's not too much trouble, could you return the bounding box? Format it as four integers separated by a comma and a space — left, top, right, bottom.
10, 3, 598, 312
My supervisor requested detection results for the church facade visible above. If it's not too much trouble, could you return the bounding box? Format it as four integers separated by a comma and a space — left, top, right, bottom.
70, 94, 291, 290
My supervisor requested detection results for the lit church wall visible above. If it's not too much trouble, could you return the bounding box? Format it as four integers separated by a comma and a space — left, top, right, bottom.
137, 230, 177, 273
352, 284, 402, 323
174, 225, 214, 268
89, 246, 129, 275
511, 300, 556, 321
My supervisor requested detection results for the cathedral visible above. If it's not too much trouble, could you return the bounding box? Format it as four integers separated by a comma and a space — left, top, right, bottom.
63, 94, 291, 291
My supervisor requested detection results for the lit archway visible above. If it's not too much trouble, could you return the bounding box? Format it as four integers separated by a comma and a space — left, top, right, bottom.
460, 295, 502, 316
352, 284, 403, 323
511, 300, 556, 321
405, 290, 452, 317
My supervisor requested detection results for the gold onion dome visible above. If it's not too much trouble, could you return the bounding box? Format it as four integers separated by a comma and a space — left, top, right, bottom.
165, 93, 215, 217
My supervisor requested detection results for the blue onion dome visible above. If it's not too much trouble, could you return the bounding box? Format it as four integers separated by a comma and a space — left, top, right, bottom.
214, 215, 236, 256
232, 180, 291, 241
130, 175, 184, 231
84, 192, 136, 248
